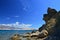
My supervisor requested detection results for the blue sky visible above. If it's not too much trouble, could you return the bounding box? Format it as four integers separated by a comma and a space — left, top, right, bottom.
0, 0, 60, 29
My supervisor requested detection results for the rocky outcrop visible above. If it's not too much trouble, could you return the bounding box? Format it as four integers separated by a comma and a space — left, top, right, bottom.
10, 8, 60, 40
39, 7, 60, 40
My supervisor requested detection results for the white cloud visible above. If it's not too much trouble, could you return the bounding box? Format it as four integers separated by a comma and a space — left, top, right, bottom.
0, 22, 33, 30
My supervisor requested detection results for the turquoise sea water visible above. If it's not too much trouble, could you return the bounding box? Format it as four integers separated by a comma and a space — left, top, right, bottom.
0, 30, 33, 40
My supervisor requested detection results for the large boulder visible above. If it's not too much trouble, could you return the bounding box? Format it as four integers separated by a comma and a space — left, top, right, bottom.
10, 34, 21, 40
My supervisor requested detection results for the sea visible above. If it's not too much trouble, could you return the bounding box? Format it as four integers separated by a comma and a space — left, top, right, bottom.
0, 30, 34, 40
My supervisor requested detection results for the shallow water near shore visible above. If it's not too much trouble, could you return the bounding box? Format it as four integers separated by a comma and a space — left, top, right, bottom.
0, 30, 33, 40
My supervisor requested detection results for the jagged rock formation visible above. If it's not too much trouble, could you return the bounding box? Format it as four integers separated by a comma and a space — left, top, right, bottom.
39, 7, 60, 40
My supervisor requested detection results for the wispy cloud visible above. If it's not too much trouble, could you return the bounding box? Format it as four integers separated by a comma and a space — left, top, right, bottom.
6, 17, 10, 20
23, 7, 27, 11
14, 16, 19, 18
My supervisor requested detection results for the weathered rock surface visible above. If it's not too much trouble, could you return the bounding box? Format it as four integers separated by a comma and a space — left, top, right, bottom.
39, 7, 60, 40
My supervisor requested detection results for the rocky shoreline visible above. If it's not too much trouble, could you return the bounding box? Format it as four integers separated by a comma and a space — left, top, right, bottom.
10, 8, 60, 40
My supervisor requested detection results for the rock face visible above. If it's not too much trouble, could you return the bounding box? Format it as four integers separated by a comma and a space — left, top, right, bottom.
39, 7, 60, 40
